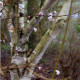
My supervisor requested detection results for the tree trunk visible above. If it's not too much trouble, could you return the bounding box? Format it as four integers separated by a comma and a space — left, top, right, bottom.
27, 0, 39, 19
19, 0, 55, 45
28, 0, 72, 63
3, 0, 73, 80
9, 0, 72, 80
27, 0, 39, 49
40, 0, 45, 8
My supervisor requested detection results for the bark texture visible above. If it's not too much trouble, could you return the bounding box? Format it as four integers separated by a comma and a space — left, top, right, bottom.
13, 0, 71, 79
28, 0, 71, 63
6, 0, 72, 80
27, 0, 40, 49
27, 0, 39, 19
20, 0, 55, 45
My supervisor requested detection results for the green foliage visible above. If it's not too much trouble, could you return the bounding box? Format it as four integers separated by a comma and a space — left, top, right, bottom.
75, 26, 80, 33
1, 44, 10, 51
74, 19, 80, 33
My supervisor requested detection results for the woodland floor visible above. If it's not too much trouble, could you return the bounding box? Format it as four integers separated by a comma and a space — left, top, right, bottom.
33, 49, 64, 80
1, 48, 64, 80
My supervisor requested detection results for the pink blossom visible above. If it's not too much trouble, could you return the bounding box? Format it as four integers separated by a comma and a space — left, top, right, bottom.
53, 11, 57, 16
53, 11, 57, 14
0, 1, 3, 5
0, 1, 3, 11
23, 56, 27, 61
48, 16, 55, 22
0, 13, 2, 16
33, 27, 37, 32
38, 11, 43, 19
48, 12, 55, 21
38, 66, 42, 70
33, 51, 37, 54
48, 13, 53, 17
27, 16, 30, 18
55, 70, 60, 75
27, 20, 30, 23
10, 42, 13, 47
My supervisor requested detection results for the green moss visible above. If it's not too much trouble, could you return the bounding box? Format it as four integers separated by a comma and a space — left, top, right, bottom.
27, 0, 39, 17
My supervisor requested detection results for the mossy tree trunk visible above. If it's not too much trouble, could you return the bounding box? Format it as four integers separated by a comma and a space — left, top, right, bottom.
9, 0, 72, 80
27, 0, 39, 19
2, 0, 72, 80
40, 0, 45, 8
28, 0, 72, 70
20, 0, 55, 45
28, 0, 46, 49
27, 0, 39, 49
8, 0, 56, 80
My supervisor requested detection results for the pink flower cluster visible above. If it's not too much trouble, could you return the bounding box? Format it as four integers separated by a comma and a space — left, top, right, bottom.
38, 11, 44, 19
48, 11, 57, 22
